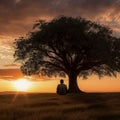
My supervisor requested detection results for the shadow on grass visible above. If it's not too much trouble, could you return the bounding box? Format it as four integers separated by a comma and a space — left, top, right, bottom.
88, 103, 108, 110
66, 93, 119, 104
23, 102, 59, 108
63, 106, 85, 113
98, 114, 120, 120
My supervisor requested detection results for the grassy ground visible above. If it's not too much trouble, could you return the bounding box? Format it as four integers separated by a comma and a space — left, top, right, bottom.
0, 92, 120, 120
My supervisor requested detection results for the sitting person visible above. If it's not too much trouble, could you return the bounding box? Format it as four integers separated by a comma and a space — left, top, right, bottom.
57, 79, 68, 95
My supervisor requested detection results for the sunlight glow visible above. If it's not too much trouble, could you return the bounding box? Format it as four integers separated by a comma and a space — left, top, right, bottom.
12, 79, 31, 91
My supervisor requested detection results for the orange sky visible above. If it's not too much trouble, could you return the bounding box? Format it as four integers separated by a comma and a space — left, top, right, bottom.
0, 69, 120, 93
0, 75, 120, 93
0, 0, 120, 93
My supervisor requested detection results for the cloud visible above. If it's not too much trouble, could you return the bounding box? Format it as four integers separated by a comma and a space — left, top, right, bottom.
15, 0, 21, 4
3, 64, 20, 67
0, 69, 24, 80
0, 69, 53, 81
0, 42, 15, 68
0, 0, 120, 37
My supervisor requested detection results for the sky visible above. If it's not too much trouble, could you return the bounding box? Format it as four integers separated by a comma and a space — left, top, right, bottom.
0, 0, 120, 93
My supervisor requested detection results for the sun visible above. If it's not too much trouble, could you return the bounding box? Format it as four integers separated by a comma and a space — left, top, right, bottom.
12, 79, 31, 91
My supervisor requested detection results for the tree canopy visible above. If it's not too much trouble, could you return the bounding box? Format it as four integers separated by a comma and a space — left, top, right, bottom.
14, 16, 120, 93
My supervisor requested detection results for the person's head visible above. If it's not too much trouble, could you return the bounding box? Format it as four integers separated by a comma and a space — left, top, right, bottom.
60, 79, 64, 84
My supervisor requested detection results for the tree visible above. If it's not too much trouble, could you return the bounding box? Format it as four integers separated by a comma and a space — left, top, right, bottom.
14, 16, 120, 93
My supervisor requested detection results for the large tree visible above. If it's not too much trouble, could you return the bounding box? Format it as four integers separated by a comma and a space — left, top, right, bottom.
14, 16, 120, 93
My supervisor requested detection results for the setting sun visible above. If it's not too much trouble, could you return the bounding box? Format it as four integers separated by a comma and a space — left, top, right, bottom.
12, 79, 31, 91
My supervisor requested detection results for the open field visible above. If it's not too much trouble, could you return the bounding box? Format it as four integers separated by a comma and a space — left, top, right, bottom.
0, 92, 120, 120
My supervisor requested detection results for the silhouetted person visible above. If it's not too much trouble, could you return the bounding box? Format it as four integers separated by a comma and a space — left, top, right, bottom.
57, 79, 67, 95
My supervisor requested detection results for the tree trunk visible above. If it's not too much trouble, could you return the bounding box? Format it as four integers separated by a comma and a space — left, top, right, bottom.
68, 72, 84, 93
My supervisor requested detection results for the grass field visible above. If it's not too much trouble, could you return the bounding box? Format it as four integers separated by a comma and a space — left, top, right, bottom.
0, 92, 120, 120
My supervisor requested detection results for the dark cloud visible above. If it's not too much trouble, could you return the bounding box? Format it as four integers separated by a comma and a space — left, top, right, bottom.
0, 0, 120, 37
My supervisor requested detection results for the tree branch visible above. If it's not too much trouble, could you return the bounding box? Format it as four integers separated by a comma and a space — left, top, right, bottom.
45, 61, 68, 74
76, 60, 104, 74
